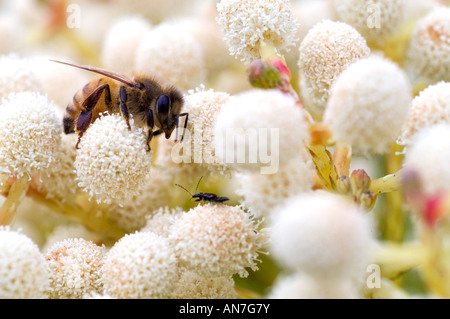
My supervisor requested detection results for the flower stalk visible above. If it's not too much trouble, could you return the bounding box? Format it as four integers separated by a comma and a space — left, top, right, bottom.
0, 175, 31, 225
26, 186, 127, 244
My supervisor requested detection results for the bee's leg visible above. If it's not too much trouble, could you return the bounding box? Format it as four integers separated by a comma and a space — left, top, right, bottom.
75, 131, 84, 149
103, 84, 112, 111
175, 112, 189, 143
119, 86, 131, 130
81, 83, 111, 114
74, 84, 111, 148
145, 128, 163, 152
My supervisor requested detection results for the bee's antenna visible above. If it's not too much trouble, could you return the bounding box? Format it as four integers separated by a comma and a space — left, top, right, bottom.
175, 183, 193, 197
195, 176, 203, 194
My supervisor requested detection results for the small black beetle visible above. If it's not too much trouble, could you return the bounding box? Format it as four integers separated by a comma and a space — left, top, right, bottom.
175, 176, 229, 204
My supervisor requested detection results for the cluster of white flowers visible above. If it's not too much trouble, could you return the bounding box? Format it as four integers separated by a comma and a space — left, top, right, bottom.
405, 6, 450, 85
298, 19, 371, 119
323, 55, 412, 155
331, 0, 406, 45
216, 0, 300, 65
269, 192, 376, 298
2, 0, 450, 300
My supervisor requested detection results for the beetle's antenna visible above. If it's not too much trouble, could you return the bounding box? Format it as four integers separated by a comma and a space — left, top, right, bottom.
195, 176, 204, 193
175, 183, 193, 197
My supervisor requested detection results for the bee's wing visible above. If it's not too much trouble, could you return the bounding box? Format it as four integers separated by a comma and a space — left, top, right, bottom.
50, 59, 137, 87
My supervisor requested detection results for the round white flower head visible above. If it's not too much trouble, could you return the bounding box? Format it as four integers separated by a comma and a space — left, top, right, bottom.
180, 16, 232, 74
41, 223, 98, 253
75, 113, 151, 205
106, 169, 171, 232
271, 191, 375, 280
214, 89, 309, 173
268, 272, 359, 299
216, 0, 300, 65
169, 204, 268, 278
285, 0, 333, 67
135, 20, 205, 91
405, 6, 450, 84
181, 87, 231, 175
403, 124, 450, 195
323, 55, 412, 155
12, 197, 70, 248
45, 238, 105, 299
33, 134, 80, 201
29, 56, 90, 110
331, 0, 406, 44
400, 81, 450, 145
0, 91, 62, 179
298, 20, 370, 120
102, 231, 179, 299
236, 156, 315, 220
0, 54, 42, 100
0, 15, 23, 54
0, 227, 49, 298
170, 270, 237, 299
141, 206, 184, 237
101, 15, 152, 74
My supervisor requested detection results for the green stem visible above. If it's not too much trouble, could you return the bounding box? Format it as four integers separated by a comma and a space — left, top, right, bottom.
27, 187, 127, 244
0, 175, 31, 225
333, 140, 352, 178
374, 241, 427, 279
370, 171, 402, 195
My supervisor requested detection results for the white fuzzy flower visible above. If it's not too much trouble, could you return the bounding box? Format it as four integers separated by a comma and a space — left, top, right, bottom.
101, 15, 152, 74
216, 0, 300, 65
170, 270, 238, 299
45, 238, 105, 299
400, 81, 450, 145
269, 272, 360, 299
403, 124, 450, 195
0, 227, 49, 298
41, 223, 97, 253
271, 192, 376, 280
214, 89, 309, 174
0, 15, 23, 54
236, 156, 315, 220
141, 206, 184, 237
102, 231, 179, 299
323, 55, 412, 155
180, 87, 231, 175
298, 20, 370, 120
106, 169, 172, 232
0, 91, 62, 179
405, 6, 450, 84
0, 54, 42, 99
29, 56, 90, 110
75, 113, 151, 205
332, 0, 406, 44
180, 16, 232, 74
33, 134, 80, 201
135, 20, 206, 91
169, 204, 268, 278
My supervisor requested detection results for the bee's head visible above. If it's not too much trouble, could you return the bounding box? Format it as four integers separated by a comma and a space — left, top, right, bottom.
153, 88, 184, 139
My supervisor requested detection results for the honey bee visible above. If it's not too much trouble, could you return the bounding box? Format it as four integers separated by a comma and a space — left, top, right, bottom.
51, 60, 188, 151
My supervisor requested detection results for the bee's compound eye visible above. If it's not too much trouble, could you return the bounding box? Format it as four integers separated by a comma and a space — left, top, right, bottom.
156, 94, 170, 116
